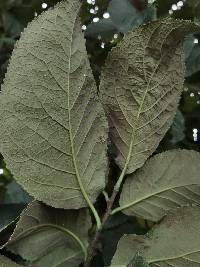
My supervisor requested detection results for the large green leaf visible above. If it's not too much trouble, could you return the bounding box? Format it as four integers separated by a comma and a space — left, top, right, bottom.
111, 206, 200, 266
117, 150, 200, 222
100, 19, 200, 174
0, 255, 23, 267
6, 201, 91, 267
0, 0, 108, 209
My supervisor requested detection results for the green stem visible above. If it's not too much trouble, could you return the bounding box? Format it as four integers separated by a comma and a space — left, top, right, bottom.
102, 190, 109, 202
9, 224, 87, 261
85, 168, 128, 266
111, 206, 124, 215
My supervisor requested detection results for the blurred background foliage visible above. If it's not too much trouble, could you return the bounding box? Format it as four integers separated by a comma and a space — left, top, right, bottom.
0, 0, 200, 266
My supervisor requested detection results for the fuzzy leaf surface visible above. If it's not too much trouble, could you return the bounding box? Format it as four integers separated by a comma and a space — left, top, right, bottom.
100, 19, 200, 174
111, 206, 200, 266
6, 201, 91, 267
110, 235, 147, 267
119, 150, 200, 221
128, 255, 150, 267
0, 0, 108, 209
0, 256, 24, 267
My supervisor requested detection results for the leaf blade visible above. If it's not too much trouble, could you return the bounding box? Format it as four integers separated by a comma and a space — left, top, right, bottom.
100, 19, 200, 174
110, 234, 147, 267
128, 254, 150, 267
111, 206, 200, 267
0, 0, 108, 209
6, 201, 91, 267
118, 149, 200, 222
0, 256, 24, 267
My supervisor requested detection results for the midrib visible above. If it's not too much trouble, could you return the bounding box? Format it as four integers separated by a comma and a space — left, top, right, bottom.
148, 249, 200, 264
122, 47, 168, 174
67, 22, 82, 190
120, 183, 198, 212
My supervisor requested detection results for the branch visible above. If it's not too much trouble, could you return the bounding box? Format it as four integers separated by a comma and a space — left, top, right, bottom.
84, 189, 119, 267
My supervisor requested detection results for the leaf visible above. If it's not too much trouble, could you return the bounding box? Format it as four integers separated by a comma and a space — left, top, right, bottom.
2, 12, 23, 38
100, 19, 200, 174
186, 44, 200, 77
85, 2, 156, 40
170, 110, 185, 144
111, 206, 200, 266
183, 34, 195, 60
128, 254, 150, 267
6, 201, 91, 267
107, 0, 145, 33
142, 5, 157, 23
0, 255, 23, 267
118, 149, 200, 222
0, 0, 108, 209
0, 37, 15, 50
110, 234, 147, 267
85, 18, 118, 40
143, 206, 200, 266
4, 181, 32, 204
0, 204, 25, 232
102, 214, 146, 266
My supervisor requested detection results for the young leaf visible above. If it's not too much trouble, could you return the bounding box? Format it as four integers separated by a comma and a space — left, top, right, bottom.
0, 1, 108, 210
5, 201, 91, 267
100, 19, 200, 174
111, 206, 200, 266
115, 150, 200, 222
0, 255, 24, 267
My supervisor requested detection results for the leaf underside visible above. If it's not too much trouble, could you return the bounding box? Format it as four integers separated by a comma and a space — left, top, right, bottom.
0, 0, 108, 209
111, 206, 200, 267
100, 19, 200, 174
128, 254, 150, 267
0, 255, 23, 267
6, 201, 91, 267
110, 234, 148, 267
119, 149, 200, 222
